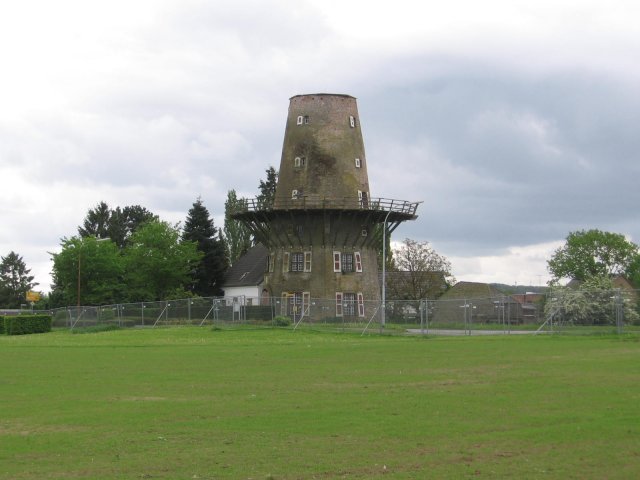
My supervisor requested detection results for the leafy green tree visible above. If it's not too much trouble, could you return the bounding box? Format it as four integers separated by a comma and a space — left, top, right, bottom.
256, 166, 278, 208
123, 220, 202, 301
50, 237, 124, 306
627, 254, 640, 288
224, 189, 253, 264
548, 229, 639, 283
0, 252, 38, 308
182, 197, 228, 296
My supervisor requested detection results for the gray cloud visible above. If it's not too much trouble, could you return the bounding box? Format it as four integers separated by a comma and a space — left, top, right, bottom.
1, 1, 639, 290
358, 62, 640, 257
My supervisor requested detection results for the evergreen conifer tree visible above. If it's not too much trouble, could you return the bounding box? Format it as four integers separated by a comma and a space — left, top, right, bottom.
0, 251, 38, 308
183, 198, 228, 296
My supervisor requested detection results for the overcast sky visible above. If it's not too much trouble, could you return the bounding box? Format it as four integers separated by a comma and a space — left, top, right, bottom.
1, 0, 639, 292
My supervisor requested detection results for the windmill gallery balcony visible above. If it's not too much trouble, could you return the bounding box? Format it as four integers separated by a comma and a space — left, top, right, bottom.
230, 196, 420, 223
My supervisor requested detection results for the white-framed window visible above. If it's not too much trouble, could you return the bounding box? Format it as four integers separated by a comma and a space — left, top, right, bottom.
349, 116, 356, 128
343, 293, 356, 316
354, 252, 362, 272
291, 189, 299, 199
283, 251, 290, 272
355, 158, 361, 168
304, 251, 312, 272
294, 156, 306, 167
342, 252, 354, 273
297, 115, 309, 125
290, 252, 304, 272
357, 293, 365, 317
333, 251, 341, 272
336, 292, 343, 317
297, 115, 304, 125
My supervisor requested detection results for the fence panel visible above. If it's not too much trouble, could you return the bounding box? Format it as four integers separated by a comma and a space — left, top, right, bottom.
44, 289, 639, 335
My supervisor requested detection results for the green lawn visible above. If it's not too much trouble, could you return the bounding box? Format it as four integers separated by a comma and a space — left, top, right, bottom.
1, 328, 639, 479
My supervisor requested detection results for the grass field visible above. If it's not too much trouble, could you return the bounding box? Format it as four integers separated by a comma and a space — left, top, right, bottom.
1, 328, 639, 479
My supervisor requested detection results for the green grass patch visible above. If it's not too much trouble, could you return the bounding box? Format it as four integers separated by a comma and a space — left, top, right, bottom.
1, 328, 639, 478
70, 324, 122, 334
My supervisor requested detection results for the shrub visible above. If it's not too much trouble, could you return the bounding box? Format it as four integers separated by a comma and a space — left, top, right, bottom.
0, 316, 4, 334
71, 324, 121, 334
273, 315, 291, 327
3, 314, 52, 335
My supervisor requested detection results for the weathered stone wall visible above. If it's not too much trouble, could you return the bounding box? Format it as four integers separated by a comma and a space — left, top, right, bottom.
274, 94, 372, 207
264, 246, 380, 303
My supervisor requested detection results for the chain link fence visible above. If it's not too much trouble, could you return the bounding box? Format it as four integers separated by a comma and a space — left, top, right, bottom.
42, 288, 640, 335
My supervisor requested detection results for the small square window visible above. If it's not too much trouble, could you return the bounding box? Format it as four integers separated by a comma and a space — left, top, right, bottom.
294, 156, 306, 167
355, 158, 361, 168
291, 252, 304, 272
291, 189, 299, 199
297, 116, 303, 125
349, 116, 356, 128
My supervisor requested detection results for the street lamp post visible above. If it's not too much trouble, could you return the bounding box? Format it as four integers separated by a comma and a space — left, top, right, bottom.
381, 209, 392, 329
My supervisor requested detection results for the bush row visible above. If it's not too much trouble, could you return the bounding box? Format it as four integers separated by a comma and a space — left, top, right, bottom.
1, 314, 52, 335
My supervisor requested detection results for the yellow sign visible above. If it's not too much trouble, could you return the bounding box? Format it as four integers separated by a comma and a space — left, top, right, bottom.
26, 291, 41, 302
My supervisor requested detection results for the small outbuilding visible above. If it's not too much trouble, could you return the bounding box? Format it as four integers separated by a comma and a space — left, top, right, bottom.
221, 244, 269, 305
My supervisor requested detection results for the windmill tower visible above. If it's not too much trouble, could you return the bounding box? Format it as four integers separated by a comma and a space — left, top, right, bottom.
232, 94, 419, 320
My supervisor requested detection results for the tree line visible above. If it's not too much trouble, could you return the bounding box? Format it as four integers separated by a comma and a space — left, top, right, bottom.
0, 167, 278, 309
4, 163, 639, 313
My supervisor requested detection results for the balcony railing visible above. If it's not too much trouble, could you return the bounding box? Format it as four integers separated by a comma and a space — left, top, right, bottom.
231, 196, 420, 216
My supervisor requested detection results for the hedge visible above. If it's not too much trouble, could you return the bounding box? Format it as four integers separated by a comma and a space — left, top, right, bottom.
3, 314, 52, 335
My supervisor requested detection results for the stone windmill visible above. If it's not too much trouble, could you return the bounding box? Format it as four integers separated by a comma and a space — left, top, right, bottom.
232, 94, 419, 320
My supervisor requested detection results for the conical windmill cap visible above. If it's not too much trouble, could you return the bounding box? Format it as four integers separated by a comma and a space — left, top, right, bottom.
274, 93, 371, 208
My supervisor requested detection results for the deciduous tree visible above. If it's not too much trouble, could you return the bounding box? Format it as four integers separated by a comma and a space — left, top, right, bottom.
548, 229, 639, 283
50, 237, 123, 306
224, 189, 253, 264
389, 238, 455, 300
544, 276, 639, 325
123, 220, 202, 301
